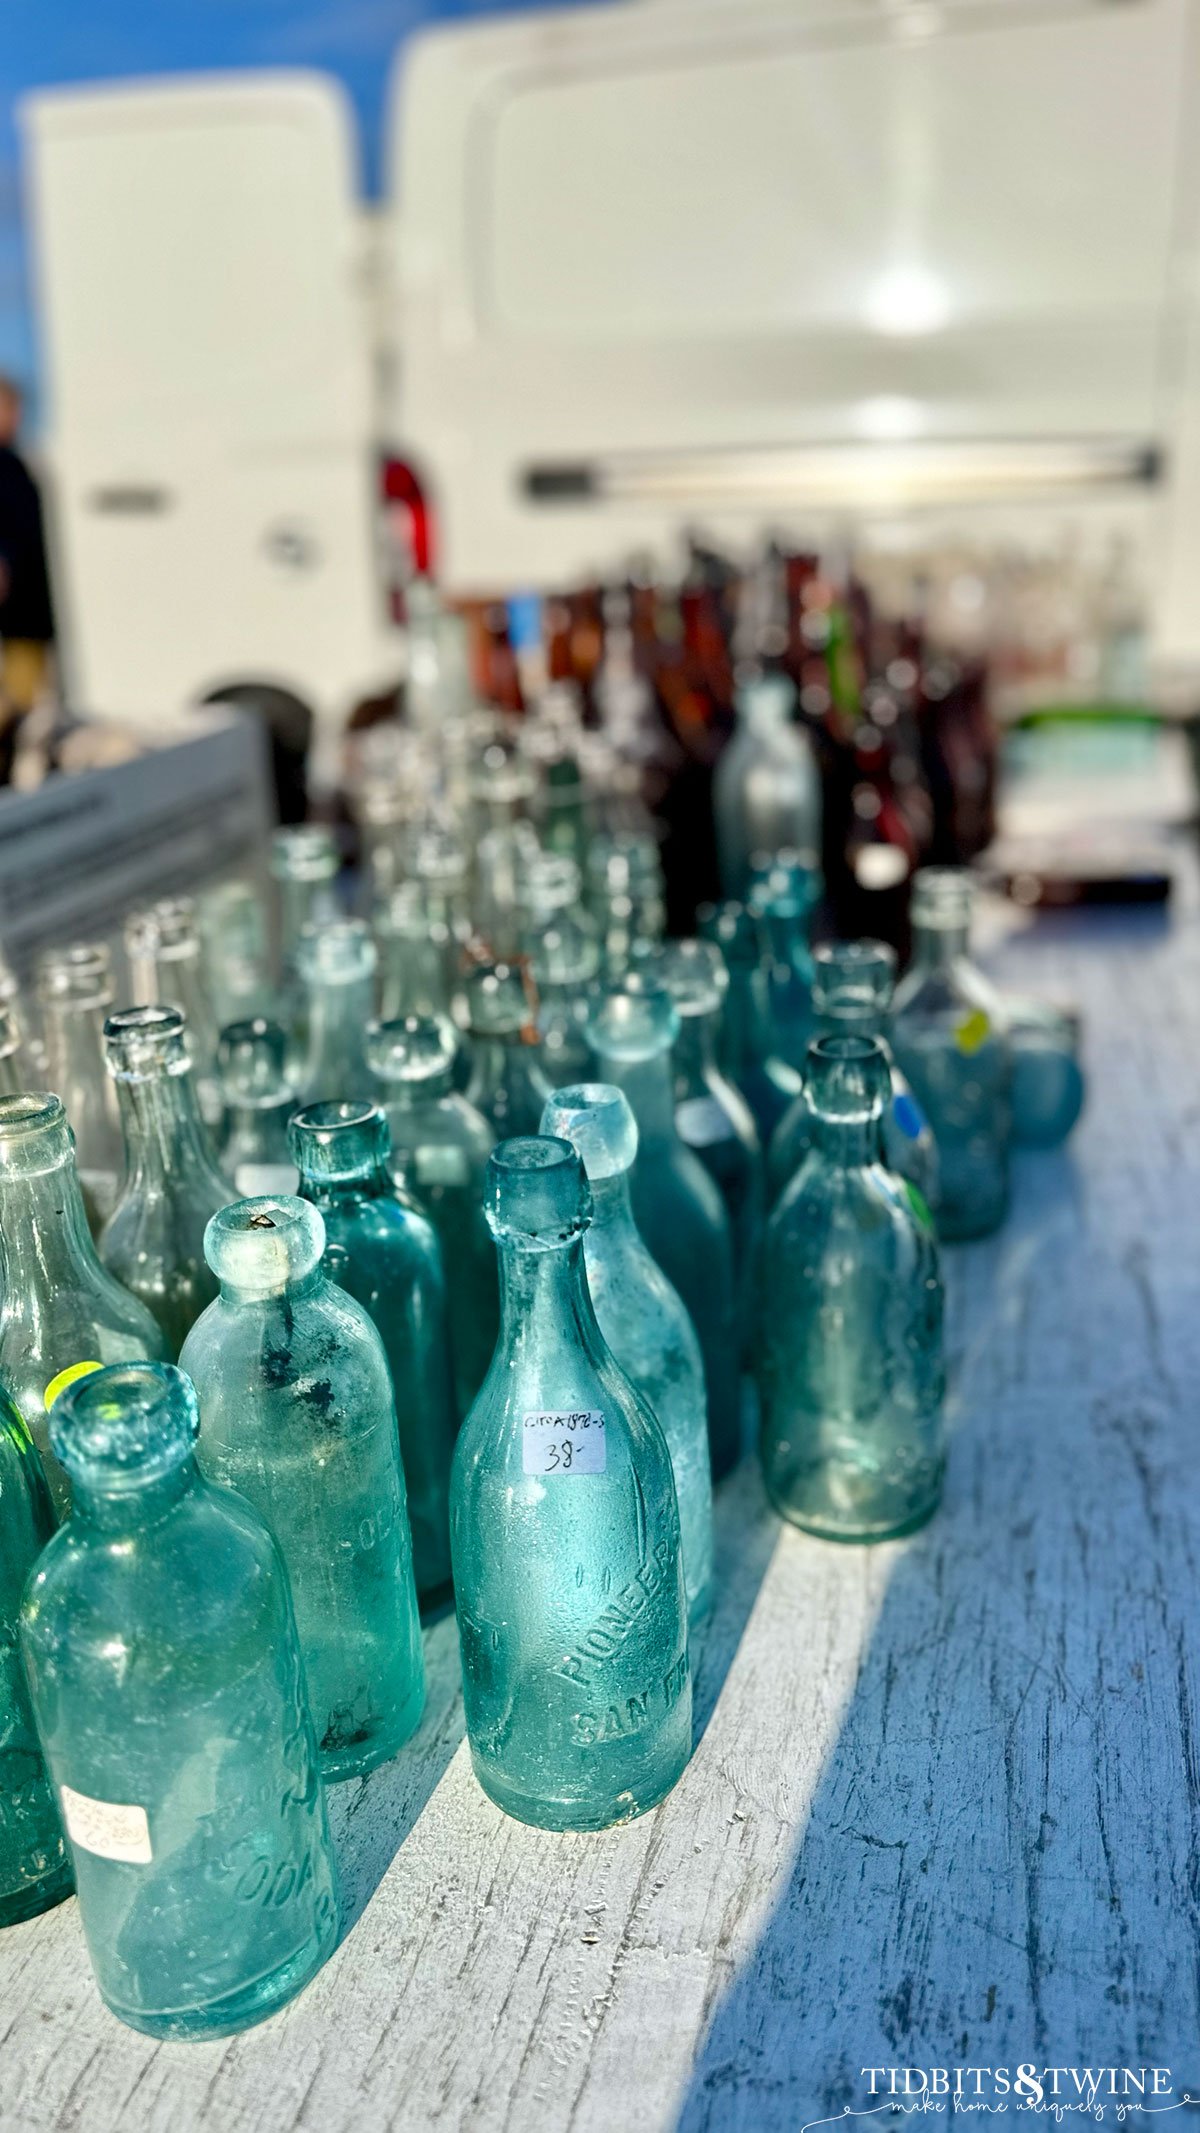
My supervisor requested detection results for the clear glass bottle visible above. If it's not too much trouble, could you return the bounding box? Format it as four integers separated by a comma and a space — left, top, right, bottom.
759, 1035, 945, 1540
464, 961, 552, 1141
0, 1093, 167, 1513
100, 1007, 231, 1355
540, 1085, 713, 1623
368, 1014, 499, 1424
180, 1196, 425, 1781
199, 878, 274, 1029
747, 853, 821, 1071
271, 824, 341, 980
21, 1362, 339, 2036
451, 1136, 691, 1830
0, 1379, 72, 1925
37, 943, 123, 1225
295, 920, 376, 1105
699, 902, 802, 1149
587, 981, 742, 1480
528, 916, 601, 1086
124, 898, 223, 1126
289, 1101, 458, 1608
1005, 995, 1085, 1149
713, 671, 821, 898
373, 883, 455, 1026
0, 999, 29, 1096
891, 869, 1012, 1240
217, 1017, 299, 1195
770, 940, 940, 1216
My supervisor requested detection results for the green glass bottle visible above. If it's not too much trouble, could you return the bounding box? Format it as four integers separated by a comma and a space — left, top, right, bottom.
0, 1093, 167, 1513
367, 1014, 499, 1423
289, 1101, 457, 1608
37, 944, 123, 1227
217, 1017, 299, 1196
451, 1137, 691, 1830
21, 1362, 339, 2035
100, 1007, 230, 1355
295, 920, 376, 1105
759, 1035, 945, 1541
0, 1380, 72, 1925
540, 1085, 713, 1623
180, 1196, 425, 1781
464, 962, 551, 1140
699, 901, 802, 1147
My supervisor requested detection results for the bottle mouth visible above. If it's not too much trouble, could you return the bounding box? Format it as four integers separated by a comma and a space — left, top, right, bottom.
587, 976, 678, 1062
466, 962, 535, 1039
296, 920, 376, 984
485, 1134, 591, 1248
270, 824, 340, 884
205, 1194, 324, 1291
289, 1100, 389, 1179
652, 938, 727, 1017
0, 1093, 73, 1177
912, 866, 974, 926
103, 1003, 190, 1079
366, 1013, 458, 1090
51, 1361, 199, 1494
539, 1082, 637, 1182
812, 939, 896, 1017
217, 1016, 290, 1094
37, 942, 113, 1009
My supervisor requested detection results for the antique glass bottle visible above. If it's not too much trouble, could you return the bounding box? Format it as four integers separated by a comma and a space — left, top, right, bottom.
699, 901, 802, 1148
295, 920, 376, 1105
180, 1197, 425, 1780
540, 1085, 713, 1622
21, 1362, 339, 2036
374, 882, 455, 1026
368, 1015, 499, 1423
290, 1101, 457, 1607
464, 961, 552, 1140
125, 898, 223, 1126
0, 1381, 72, 1925
713, 672, 821, 898
587, 981, 742, 1479
217, 1017, 299, 1196
100, 1007, 230, 1355
37, 943, 123, 1226
770, 941, 940, 1215
199, 878, 274, 1030
891, 869, 1012, 1240
1005, 995, 1086, 1149
759, 1036, 945, 1541
451, 1137, 691, 1830
747, 854, 821, 1071
0, 1093, 167, 1513
528, 916, 601, 1086
271, 825, 341, 1060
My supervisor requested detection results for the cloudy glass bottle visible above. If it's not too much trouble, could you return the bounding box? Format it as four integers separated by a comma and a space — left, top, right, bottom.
0, 1381, 72, 1926
747, 854, 821, 1072
217, 1016, 299, 1196
451, 1137, 691, 1831
464, 962, 552, 1141
21, 1362, 339, 2036
759, 1035, 945, 1541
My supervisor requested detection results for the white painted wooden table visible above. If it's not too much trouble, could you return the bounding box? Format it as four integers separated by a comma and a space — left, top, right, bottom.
3, 856, 1198, 2133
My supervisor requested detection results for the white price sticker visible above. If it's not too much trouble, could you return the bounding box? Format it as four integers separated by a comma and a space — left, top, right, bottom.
61, 1785, 152, 1864
523, 1410, 607, 1477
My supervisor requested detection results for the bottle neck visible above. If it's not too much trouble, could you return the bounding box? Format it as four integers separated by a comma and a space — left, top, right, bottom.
297, 1151, 391, 1204
0, 1143, 107, 1295
724, 963, 775, 1068
70, 1451, 201, 1533
587, 1171, 639, 1245
306, 979, 374, 1071
812, 1108, 885, 1170
114, 1066, 220, 1187
912, 918, 969, 969
497, 1234, 604, 1365
818, 1000, 882, 1043
593, 1047, 678, 1139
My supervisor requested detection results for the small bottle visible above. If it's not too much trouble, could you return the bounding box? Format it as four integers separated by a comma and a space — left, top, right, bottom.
587, 980, 742, 1480
759, 1035, 945, 1540
0, 1093, 167, 1512
713, 672, 821, 899
368, 1014, 499, 1424
21, 1362, 339, 2036
100, 1007, 231, 1355
451, 1136, 691, 1829
891, 869, 1011, 1240
295, 921, 376, 1105
217, 1017, 299, 1196
0, 1380, 72, 1926
1004, 995, 1085, 1149
540, 1084, 713, 1623
464, 962, 551, 1141
37, 943, 123, 1225
289, 1101, 458, 1608
770, 941, 939, 1216
124, 899, 223, 1126
699, 902, 802, 1149
180, 1197, 425, 1781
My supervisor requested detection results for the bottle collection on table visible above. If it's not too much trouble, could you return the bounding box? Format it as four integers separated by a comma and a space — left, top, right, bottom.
0, 600, 1085, 2042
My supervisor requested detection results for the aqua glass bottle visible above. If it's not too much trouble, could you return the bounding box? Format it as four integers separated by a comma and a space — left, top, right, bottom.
37, 943, 124, 1226
699, 902, 802, 1148
528, 916, 601, 1086
180, 1196, 425, 1780
587, 980, 742, 1479
1005, 995, 1085, 1149
759, 1035, 945, 1540
747, 853, 821, 1071
891, 868, 1012, 1240
713, 673, 822, 899
451, 1136, 691, 1830
125, 898, 223, 1126
0, 1380, 72, 1925
289, 1101, 457, 1607
770, 941, 940, 1216
21, 1362, 339, 2036
367, 1015, 499, 1423
0, 1093, 167, 1513
464, 961, 552, 1140
217, 1016, 299, 1195
295, 920, 376, 1105
540, 1085, 713, 1623
100, 1006, 230, 1355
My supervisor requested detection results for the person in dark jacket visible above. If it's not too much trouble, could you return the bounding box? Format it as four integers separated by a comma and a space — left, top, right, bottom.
0, 376, 55, 780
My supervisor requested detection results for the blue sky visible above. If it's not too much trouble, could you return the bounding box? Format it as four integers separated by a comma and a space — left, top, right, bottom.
0, 0, 595, 408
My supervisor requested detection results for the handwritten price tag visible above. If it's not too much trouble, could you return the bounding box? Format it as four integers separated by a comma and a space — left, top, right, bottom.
523, 1410, 607, 1477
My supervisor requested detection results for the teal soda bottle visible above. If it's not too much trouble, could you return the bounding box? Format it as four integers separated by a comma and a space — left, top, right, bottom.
367, 1014, 499, 1423
698, 902, 802, 1146
759, 1035, 945, 1540
747, 853, 821, 1071
295, 920, 376, 1105
20, 1362, 339, 2036
891, 868, 1012, 1240
1005, 995, 1085, 1149
0, 1381, 72, 1925
100, 1006, 231, 1355
217, 1017, 299, 1196
451, 1137, 691, 1830
180, 1196, 425, 1780
289, 1100, 457, 1607
770, 940, 940, 1216
587, 980, 742, 1479
464, 962, 552, 1140
0, 1093, 167, 1513
540, 1085, 713, 1623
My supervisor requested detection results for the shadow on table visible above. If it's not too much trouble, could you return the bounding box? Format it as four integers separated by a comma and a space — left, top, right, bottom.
693, 1451, 781, 1748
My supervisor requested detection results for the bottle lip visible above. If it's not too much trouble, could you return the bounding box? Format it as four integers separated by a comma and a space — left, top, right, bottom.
912, 866, 974, 924
103, 1002, 191, 1080
465, 961, 532, 1038
587, 975, 679, 1060
485, 1133, 591, 1249
296, 919, 377, 983
289, 1099, 389, 1178
36, 941, 113, 1008
805, 1031, 889, 1120
539, 1081, 638, 1182
813, 938, 896, 1014
205, 1194, 325, 1291
270, 824, 340, 883
0, 1090, 68, 1140
366, 1012, 458, 1091
653, 937, 728, 1016
51, 1361, 200, 1495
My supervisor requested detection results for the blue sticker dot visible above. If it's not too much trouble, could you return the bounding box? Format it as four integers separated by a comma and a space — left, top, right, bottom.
892, 1092, 925, 1141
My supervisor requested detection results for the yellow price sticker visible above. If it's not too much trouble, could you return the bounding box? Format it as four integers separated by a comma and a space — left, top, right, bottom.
955, 1009, 991, 1056
44, 1361, 103, 1409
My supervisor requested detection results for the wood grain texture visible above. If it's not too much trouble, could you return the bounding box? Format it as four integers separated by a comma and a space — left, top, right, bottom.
2, 871, 1198, 2133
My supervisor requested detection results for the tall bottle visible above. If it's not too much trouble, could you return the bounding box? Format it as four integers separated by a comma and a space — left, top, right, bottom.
891, 869, 1011, 1240
100, 1006, 230, 1355
713, 671, 821, 898
294, 921, 376, 1105
0, 1380, 72, 1925
271, 824, 341, 1061
37, 943, 123, 1225
540, 1085, 713, 1623
699, 902, 802, 1148
464, 962, 551, 1140
124, 899, 222, 1126
451, 1136, 691, 1829
216, 1017, 299, 1196
759, 1035, 945, 1540
368, 1015, 499, 1423
587, 980, 742, 1479
747, 854, 820, 1072
21, 1362, 339, 2035
289, 1101, 458, 1607
180, 1196, 425, 1781
0, 1093, 167, 1512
